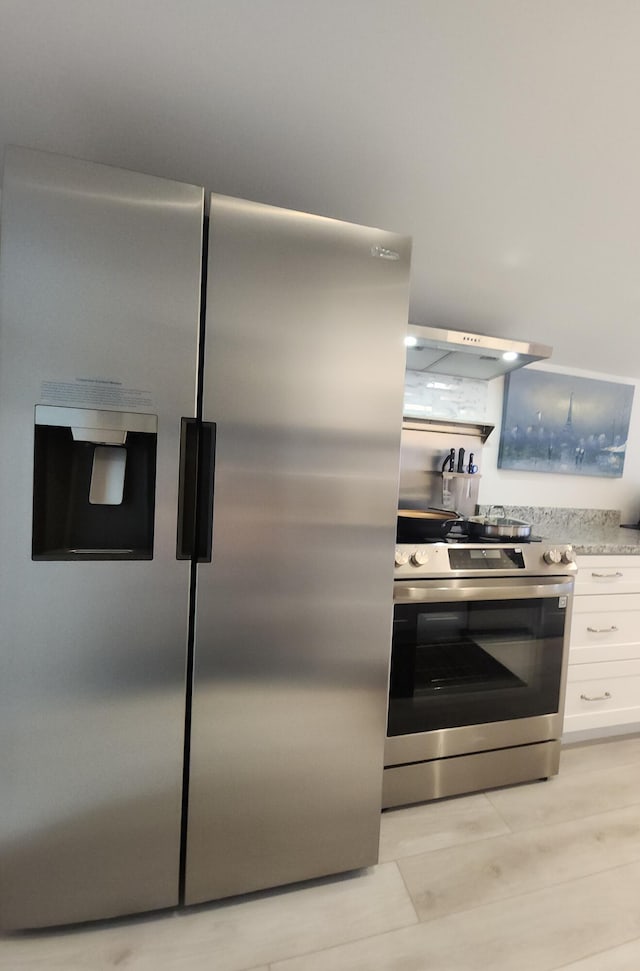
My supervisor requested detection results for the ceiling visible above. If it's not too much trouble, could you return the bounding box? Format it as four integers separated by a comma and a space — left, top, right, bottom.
2, 0, 640, 377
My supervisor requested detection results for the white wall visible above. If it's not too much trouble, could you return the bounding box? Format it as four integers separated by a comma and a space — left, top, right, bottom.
477, 362, 640, 523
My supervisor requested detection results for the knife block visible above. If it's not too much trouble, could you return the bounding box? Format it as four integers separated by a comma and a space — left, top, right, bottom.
442, 472, 481, 519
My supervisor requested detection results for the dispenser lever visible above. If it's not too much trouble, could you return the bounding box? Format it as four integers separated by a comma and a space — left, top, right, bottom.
89, 446, 127, 505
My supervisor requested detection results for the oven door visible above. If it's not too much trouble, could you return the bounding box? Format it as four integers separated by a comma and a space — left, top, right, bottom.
386, 575, 574, 765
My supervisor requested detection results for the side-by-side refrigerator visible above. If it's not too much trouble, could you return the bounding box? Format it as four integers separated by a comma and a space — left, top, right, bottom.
0, 146, 411, 930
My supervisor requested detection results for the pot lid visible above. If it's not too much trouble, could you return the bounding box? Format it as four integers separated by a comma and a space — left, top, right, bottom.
468, 516, 531, 527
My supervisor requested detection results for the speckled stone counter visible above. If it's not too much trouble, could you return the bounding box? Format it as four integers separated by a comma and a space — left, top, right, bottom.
476, 505, 640, 555
562, 527, 640, 555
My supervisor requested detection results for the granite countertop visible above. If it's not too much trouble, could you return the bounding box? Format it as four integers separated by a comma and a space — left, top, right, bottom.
550, 525, 640, 556
477, 505, 640, 556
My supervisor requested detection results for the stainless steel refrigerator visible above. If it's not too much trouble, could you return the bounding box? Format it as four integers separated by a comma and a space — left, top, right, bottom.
0, 146, 411, 930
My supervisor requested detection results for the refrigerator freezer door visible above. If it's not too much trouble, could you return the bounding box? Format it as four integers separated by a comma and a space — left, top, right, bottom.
185, 196, 411, 903
0, 148, 204, 929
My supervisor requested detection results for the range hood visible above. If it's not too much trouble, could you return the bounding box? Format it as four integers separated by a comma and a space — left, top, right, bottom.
405, 324, 552, 380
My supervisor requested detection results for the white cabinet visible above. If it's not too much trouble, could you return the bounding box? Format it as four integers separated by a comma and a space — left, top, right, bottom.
564, 556, 640, 737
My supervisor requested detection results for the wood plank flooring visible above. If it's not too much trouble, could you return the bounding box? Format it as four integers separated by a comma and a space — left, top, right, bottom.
3, 734, 640, 970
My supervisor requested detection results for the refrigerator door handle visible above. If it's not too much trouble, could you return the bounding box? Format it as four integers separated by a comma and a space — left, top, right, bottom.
177, 419, 216, 562
194, 422, 216, 563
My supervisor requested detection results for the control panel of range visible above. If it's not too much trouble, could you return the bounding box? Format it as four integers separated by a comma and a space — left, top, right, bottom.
394, 543, 577, 577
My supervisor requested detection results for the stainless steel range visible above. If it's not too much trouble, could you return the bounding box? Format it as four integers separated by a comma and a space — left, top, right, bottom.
383, 537, 577, 809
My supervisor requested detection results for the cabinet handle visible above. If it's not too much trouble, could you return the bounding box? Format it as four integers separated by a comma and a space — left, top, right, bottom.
591, 571, 623, 578
580, 691, 612, 702
586, 625, 619, 633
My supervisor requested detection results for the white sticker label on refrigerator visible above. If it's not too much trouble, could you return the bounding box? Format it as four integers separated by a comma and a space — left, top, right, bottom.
558, 596, 567, 608
40, 378, 153, 411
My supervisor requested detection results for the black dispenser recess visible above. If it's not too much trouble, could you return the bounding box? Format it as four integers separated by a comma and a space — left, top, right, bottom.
32, 406, 157, 560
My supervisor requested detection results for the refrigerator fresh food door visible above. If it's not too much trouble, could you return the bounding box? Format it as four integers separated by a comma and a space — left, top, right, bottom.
185, 196, 411, 903
0, 148, 204, 929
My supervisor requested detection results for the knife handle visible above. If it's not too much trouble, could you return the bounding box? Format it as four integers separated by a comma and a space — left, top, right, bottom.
442, 448, 456, 473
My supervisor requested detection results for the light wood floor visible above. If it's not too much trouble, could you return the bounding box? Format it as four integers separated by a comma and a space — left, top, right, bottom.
3, 734, 640, 970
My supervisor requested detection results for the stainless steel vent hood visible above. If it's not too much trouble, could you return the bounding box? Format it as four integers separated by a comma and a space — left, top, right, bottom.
405, 324, 552, 380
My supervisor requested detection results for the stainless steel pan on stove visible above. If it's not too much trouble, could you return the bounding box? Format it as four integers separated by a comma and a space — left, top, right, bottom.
465, 515, 532, 541
397, 507, 463, 540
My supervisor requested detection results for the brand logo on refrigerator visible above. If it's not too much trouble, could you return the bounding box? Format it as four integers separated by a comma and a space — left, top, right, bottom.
370, 246, 400, 261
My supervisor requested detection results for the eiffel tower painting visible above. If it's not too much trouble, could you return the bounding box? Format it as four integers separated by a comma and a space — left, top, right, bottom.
498, 369, 634, 477
565, 391, 574, 428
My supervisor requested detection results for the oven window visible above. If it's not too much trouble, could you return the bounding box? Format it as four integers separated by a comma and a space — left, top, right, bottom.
387, 597, 566, 737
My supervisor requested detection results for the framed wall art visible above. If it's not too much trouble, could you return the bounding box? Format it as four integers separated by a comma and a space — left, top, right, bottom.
498, 369, 635, 478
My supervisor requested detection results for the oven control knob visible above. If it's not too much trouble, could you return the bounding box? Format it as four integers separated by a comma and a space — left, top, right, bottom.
561, 549, 576, 565
411, 549, 429, 566
543, 549, 562, 565
395, 549, 410, 567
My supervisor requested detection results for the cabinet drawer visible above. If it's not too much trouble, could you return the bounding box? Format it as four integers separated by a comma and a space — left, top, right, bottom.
570, 605, 640, 660
574, 568, 640, 596
564, 666, 640, 732
574, 557, 640, 596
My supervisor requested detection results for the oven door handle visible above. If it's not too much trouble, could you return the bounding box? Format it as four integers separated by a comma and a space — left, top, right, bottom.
393, 576, 574, 604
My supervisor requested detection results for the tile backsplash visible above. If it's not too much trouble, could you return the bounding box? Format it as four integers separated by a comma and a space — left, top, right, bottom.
404, 371, 488, 421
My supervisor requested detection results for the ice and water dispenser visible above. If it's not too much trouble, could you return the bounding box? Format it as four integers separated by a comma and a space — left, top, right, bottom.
32, 406, 157, 559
